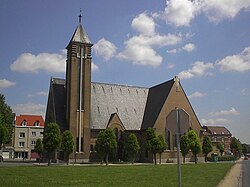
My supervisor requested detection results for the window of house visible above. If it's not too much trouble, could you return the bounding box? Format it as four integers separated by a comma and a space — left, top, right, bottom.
34, 121, 40, 127
19, 132, 25, 138
40, 132, 43, 136
31, 132, 36, 136
21, 120, 27, 126
19, 142, 25, 147
31, 140, 36, 145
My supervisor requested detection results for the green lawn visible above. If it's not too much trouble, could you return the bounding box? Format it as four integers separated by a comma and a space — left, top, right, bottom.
0, 163, 233, 187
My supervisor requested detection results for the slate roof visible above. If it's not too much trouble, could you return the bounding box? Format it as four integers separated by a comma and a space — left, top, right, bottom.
68, 24, 91, 45
45, 78, 67, 131
91, 82, 148, 130
141, 79, 174, 130
46, 79, 149, 130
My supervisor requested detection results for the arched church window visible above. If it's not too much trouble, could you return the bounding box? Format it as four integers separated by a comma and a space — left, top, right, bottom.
114, 128, 118, 141
165, 128, 171, 150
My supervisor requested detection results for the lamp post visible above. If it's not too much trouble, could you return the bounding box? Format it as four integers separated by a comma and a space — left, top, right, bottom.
176, 108, 182, 187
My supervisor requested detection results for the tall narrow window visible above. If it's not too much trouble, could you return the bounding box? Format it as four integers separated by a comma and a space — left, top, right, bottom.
165, 129, 171, 150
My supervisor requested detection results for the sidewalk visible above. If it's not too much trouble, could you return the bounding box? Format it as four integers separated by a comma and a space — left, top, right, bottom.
217, 160, 242, 187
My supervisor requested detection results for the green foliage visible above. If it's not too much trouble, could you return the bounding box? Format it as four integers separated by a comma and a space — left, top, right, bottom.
95, 128, 117, 166
158, 134, 167, 164
43, 122, 61, 165
124, 133, 140, 163
230, 137, 242, 158
207, 155, 235, 162
0, 94, 14, 144
188, 130, 201, 164
242, 144, 249, 156
180, 134, 189, 163
61, 130, 74, 165
34, 138, 43, 163
216, 143, 224, 156
0, 124, 8, 149
202, 136, 213, 162
145, 128, 162, 165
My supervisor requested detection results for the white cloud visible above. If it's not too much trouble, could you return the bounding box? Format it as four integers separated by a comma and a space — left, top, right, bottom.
182, 43, 196, 52
12, 103, 46, 116
131, 12, 156, 35
241, 88, 250, 96
117, 12, 182, 67
178, 61, 214, 79
36, 91, 48, 96
162, 0, 250, 27
164, 0, 200, 27
203, 0, 250, 23
92, 62, 99, 71
210, 107, 240, 117
217, 47, 250, 72
167, 63, 175, 69
188, 91, 206, 99
201, 118, 231, 125
117, 44, 163, 67
93, 38, 117, 61
0, 79, 16, 89
167, 49, 178, 54
10, 51, 66, 73
11, 50, 99, 73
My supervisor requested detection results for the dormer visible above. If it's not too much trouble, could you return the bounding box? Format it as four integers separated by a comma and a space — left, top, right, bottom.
34, 121, 40, 127
21, 120, 27, 126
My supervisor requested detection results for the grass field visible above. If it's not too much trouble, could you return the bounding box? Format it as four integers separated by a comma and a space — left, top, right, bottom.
0, 163, 233, 187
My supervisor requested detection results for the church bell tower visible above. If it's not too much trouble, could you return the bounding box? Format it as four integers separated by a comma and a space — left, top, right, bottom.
66, 13, 92, 161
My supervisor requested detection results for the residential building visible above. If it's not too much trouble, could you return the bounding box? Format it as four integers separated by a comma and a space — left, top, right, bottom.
202, 126, 232, 155
13, 115, 44, 159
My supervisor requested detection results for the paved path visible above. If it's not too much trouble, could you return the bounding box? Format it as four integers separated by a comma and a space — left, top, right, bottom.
217, 160, 242, 187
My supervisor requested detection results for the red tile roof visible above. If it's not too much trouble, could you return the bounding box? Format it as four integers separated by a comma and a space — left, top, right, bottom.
15, 115, 45, 127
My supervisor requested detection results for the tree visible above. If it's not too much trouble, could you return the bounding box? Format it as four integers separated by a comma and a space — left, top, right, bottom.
95, 128, 117, 166
188, 130, 201, 164
202, 136, 213, 162
216, 143, 224, 156
149, 136, 162, 165
158, 134, 167, 164
0, 94, 14, 144
61, 130, 74, 165
34, 138, 43, 164
43, 122, 61, 166
124, 133, 140, 163
180, 134, 189, 163
230, 137, 242, 159
0, 124, 8, 149
242, 144, 249, 156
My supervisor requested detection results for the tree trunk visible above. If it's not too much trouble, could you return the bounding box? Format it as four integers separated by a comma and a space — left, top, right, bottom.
183, 156, 185, 163
159, 153, 162, 164
204, 154, 207, 162
195, 154, 197, 164
105, 154, 109, 166
154, 153, 157, 165
48, 152, 51, 166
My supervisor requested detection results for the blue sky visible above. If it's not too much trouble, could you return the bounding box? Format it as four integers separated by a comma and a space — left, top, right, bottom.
0, 0, 250, 143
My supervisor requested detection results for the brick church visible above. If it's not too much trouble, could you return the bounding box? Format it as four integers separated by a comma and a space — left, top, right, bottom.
45, 16, 203, 163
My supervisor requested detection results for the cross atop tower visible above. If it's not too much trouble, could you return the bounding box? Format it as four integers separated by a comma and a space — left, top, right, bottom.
78, 9, 82, 24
